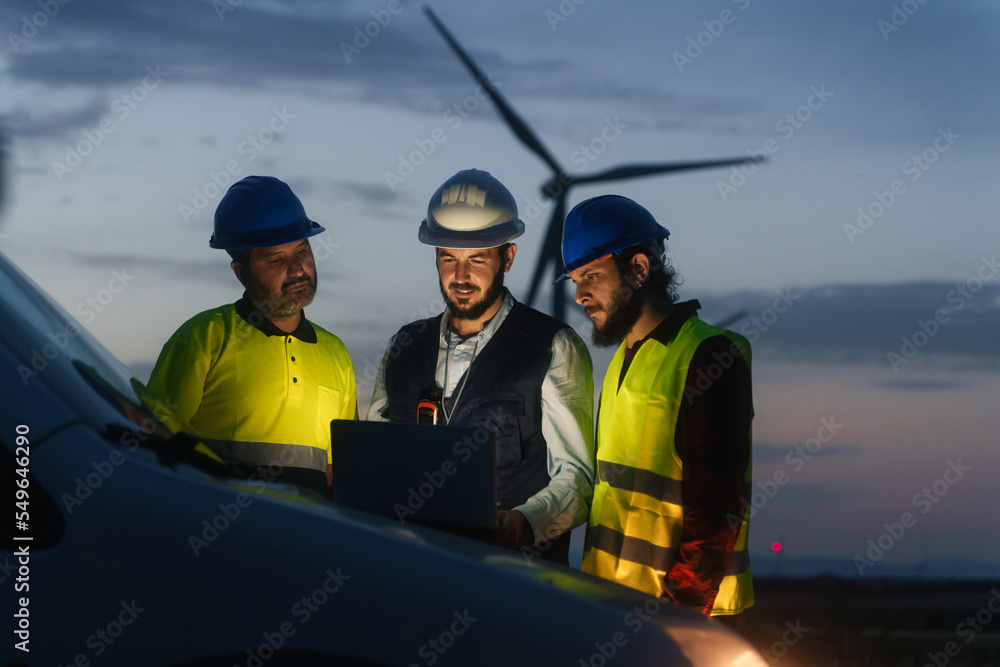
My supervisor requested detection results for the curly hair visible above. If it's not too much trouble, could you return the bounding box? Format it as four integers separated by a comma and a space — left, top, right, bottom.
611, 236, 680, 305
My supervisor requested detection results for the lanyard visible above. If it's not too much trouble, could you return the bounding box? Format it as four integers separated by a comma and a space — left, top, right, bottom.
441, 330, 479, 425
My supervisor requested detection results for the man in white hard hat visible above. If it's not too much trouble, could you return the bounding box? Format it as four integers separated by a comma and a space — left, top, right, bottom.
148, 175, 358, 495
368, 169, 594, 564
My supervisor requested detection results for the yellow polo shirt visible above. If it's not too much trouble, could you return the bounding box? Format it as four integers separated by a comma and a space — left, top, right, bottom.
147, 297, 357, 487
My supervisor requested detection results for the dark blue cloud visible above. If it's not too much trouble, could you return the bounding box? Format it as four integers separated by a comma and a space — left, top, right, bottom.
699, 281, 1000, 365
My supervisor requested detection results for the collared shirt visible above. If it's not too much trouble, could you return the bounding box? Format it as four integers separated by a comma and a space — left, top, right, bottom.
147, 294, 358, 482
368, 289, 595, 545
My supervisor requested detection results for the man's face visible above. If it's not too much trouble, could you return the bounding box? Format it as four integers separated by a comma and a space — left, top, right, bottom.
436, 245, 513, 321
235, 239, 317, 319
569, 256, 643, 347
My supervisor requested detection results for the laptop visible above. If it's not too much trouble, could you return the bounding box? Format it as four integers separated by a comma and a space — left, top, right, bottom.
330, 420, 497, 531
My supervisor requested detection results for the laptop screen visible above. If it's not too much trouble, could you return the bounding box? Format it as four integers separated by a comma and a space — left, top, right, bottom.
330, 420, 497, 530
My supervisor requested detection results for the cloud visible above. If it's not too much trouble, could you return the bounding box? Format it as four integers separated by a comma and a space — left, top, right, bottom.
873, 378, 974, 392
4, 98, 108, 141
754, 442, 861, 464
700, 281, 1000, 365
68, 250, 232, 282
329, 179, 409, 208
0, 0, 798, 144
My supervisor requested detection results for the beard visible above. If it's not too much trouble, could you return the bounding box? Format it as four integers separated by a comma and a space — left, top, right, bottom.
244, 269, 317, 320
589, 280, 643, 348
440, 264, 506, 322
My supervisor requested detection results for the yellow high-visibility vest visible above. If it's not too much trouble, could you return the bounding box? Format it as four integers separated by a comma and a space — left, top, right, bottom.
582, 315, 753, 615
147, 303, 358, 475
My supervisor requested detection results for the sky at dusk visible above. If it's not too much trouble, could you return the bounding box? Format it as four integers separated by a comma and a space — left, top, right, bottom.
1, 0, 997, 577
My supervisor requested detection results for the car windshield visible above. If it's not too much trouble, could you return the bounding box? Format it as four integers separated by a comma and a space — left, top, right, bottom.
0, 251, 203, 453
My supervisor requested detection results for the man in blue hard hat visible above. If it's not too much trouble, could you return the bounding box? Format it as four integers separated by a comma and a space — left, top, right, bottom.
367, 169, 595, 564
148, 175, 358, 494
559, 195, 754, 617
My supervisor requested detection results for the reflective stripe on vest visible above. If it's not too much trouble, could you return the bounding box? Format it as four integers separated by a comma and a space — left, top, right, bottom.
582, 316, 753, 615
204, 439, 328, 473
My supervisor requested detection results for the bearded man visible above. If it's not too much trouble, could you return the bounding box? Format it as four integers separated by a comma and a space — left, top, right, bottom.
559, 195, 754, 618
367, 169, 594, 565
148, 175, 358, 494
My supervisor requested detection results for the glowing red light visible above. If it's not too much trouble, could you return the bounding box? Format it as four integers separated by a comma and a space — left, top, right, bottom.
772, 542, 782, 552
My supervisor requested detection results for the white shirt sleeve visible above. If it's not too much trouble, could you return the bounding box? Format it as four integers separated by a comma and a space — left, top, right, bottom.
365, 333, 396, 422
515, 327, 595, 546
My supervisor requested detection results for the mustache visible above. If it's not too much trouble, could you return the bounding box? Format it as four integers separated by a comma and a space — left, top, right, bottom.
283, 275, 314, 291
448, 283, 479, 293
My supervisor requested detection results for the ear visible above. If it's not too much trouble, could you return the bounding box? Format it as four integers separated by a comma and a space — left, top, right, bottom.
504, 243, 517, 273
630, 252, 651, 287
230, 260, 244, 285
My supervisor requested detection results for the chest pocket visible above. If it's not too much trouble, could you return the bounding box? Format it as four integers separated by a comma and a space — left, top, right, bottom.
317, 385, 345, 457
463, 394, 525, 468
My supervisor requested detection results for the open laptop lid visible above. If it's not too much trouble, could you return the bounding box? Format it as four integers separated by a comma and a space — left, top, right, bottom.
330, 420, 497, 529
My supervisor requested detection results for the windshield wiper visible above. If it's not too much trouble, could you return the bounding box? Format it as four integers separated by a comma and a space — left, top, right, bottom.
104, 424, 250, 479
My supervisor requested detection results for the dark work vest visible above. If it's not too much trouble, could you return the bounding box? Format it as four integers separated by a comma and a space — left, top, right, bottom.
384, 301, 572, 563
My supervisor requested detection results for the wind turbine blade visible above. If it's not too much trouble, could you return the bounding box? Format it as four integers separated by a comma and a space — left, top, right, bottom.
424, 7, 564, 175
572, 156, 766, 186
525, 194, 566, 310
0, 127, 6, 217
714, 309, 749, 329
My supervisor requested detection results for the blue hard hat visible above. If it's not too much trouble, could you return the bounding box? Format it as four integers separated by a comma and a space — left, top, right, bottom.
209, 175, 325, 250
556, 195, 669, 283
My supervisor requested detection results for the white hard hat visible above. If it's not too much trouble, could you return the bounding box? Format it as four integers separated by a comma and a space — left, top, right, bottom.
418, 169, 525, 249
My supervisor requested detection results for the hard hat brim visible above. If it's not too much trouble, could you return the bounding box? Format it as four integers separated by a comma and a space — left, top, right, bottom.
554, 253, 614, 285
418, 218, 525, 249
210, 219, 326, 250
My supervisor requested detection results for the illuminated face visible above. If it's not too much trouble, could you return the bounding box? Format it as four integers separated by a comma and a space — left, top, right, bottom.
569, 255, 642, 347
237, 239, 317, 319
435, 245, 512, 321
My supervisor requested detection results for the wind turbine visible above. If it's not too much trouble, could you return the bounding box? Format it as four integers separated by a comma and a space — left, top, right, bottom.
424, 7, 764, 321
